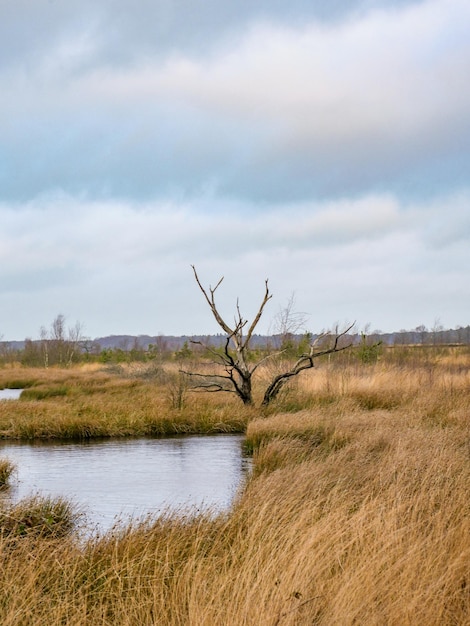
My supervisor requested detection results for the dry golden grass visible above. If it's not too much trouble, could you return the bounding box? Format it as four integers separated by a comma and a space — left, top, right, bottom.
0, 365, 251, 439
0, 458, 15, 487
0, 350, 469, 624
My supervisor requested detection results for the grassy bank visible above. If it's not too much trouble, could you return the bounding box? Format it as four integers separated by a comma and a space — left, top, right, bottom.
1, 345, 468, 441
0, 365, 251, 439
0, 351, 469, 623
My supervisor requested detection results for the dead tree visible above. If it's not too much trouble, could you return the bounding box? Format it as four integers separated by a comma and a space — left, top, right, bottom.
183, 266, 353, 407
261, 329, 352, 405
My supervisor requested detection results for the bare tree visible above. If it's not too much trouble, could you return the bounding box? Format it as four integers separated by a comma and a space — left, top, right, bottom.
40, 325, 49, 368
39, 315, 85, 367
273, 293, 308, 338
65, 320, 85, 366
183, 266, 353, 407
51, 313, 66, 365
270, 292, 310, 355
260, 328, 353, 405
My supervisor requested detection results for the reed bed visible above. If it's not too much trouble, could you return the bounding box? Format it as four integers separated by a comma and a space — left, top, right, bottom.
0, 365, 251, 440
0, 351, 468, 623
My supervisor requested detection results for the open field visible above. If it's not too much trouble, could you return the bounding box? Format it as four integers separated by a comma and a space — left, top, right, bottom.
0, 348, 469, 624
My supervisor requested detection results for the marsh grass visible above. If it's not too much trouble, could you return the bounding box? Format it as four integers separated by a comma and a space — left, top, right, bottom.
0, 402, 468, 624
20, 385, 70, 400
0, 378, 37, 390
0, 366, 251, 440
0, 351, 468, 623
0, 495, 81, 541
0, 458, 15, 487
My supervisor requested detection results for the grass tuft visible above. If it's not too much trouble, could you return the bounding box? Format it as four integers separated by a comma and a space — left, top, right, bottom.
0, 495, 81, 539
0, 379, 37, 390
20, 385, 70, 400
0, 458, 16, 487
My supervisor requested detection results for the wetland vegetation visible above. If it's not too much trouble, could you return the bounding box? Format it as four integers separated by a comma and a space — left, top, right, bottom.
0, 344, 469, 624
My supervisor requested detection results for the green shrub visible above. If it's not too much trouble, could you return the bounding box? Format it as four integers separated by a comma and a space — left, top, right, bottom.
356, 332, 383, 364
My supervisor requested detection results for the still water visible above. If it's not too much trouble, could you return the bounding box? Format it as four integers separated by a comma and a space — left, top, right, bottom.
0, 388, 23, 400
0, 435, 250, 532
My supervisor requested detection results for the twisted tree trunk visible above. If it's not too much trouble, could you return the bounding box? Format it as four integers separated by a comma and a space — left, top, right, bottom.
184, 266, 352, 407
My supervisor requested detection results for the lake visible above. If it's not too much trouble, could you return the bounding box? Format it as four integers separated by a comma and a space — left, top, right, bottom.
0, 434, 250, 532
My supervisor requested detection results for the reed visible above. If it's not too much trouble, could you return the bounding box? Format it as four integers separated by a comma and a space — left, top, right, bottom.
0, 495, 81, 540
0, 352, 468, 624
0, 366, 251, 440
0, 401, 468, 624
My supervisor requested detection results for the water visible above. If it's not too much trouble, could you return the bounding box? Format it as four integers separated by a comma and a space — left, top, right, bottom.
0, 388, 23, 400
0, 435, 250, 532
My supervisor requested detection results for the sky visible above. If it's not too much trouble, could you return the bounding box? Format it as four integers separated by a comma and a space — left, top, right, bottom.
1, 0, 469, 341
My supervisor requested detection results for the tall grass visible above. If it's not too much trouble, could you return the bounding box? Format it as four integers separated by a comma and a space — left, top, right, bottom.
0, 495, 81, 540
0, 352, 468, 623
0, 365, 251, 440
0, 410, 468, 623
0, 458, 15, 487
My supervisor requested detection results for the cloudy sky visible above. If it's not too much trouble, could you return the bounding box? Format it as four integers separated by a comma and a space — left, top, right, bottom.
1, 0, 469, 341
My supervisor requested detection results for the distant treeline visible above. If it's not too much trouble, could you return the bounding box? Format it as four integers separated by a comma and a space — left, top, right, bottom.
0, 324, 469, 368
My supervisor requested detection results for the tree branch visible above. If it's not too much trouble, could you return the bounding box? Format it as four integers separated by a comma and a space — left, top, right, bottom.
180, 370, 243, 397
261, 323, 354, 405
191, 265, 234, 337
245, 279, 272, 345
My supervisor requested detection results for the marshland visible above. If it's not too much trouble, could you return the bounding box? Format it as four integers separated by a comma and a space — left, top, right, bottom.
0, 340, 469, 625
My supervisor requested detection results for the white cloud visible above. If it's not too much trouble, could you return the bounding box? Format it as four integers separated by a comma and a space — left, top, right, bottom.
0, 193, 405, 276
0, 190, 468, 338
0, 0, 468, 339
1, 0, 469, 202
121, 0, 470, 136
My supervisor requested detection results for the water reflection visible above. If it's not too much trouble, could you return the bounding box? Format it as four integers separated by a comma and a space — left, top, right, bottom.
0, 435, 250, 531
